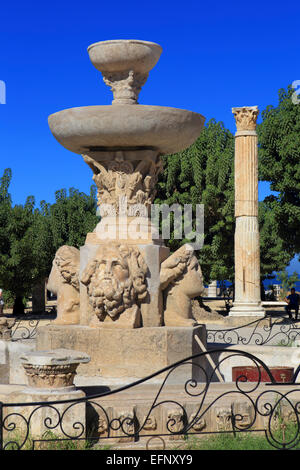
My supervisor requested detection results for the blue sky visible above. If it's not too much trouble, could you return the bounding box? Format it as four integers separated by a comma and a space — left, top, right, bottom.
0, 0, 299, 273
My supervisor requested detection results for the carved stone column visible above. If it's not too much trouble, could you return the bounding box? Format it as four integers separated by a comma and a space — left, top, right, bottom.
229, 106, 265, 317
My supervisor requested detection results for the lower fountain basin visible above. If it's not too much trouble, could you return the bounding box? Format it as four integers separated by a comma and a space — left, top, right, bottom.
48, 105, 205, 155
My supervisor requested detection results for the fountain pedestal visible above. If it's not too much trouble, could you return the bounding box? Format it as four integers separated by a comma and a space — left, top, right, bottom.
42, 39, 206, 382
36, 324, 207, 385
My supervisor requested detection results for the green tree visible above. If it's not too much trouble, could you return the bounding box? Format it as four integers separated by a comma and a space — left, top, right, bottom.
259, 201, 292, 280
0, 170, 41, 311
0, 168, 14, 305
155, 119, 235, 283
0, 169, 98, 312
49, 187, 98, 251
258, 85, 300, 259
31, 200, 55, 282
155, 118, 294, 284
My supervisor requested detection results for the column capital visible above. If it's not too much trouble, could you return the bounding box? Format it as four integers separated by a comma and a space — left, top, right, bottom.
232, 106, 259, 131
82, 149, 162, 215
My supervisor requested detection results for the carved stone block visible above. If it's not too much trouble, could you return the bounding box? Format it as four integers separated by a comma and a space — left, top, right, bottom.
215, 406, 233, 432
20, 349, 90, 389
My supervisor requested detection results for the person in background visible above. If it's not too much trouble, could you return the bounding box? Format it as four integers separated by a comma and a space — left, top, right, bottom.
285, 287, 300, 321
0, 289, 4, 316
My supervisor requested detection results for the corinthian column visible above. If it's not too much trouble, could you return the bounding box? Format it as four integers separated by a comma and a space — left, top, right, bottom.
229, 106, 265, 317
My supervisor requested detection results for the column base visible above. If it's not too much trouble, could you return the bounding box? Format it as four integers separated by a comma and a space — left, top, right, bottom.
229, 302, 265, 317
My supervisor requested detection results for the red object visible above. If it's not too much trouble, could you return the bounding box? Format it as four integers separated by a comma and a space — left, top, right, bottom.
232, 366, 294, 383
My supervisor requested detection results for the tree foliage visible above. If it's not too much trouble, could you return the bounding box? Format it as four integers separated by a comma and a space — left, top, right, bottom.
258, 85, 300, 258
155, 117, 294, 283
259, 201, 292, 278
49, 186, 98, 251
0, 169, 39, 298
155, 119, 235, 282
0, 169, 98, 304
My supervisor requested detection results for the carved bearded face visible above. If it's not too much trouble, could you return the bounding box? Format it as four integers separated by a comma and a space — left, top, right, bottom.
81, 245, 147, 322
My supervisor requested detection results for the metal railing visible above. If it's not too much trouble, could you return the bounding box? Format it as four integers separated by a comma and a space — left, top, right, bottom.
10, 319, 48, 341
1, 349, 300, 450
5, 308, 56, 341
206, 314, 300, 347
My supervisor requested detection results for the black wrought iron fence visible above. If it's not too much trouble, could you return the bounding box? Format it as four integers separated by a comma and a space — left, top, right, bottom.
10, 319, 52, 341
206, 314, 300, 347
1, 349, 300, 450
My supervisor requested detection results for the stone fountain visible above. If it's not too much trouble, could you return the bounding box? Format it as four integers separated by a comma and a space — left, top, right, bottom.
37, 40, 207, 383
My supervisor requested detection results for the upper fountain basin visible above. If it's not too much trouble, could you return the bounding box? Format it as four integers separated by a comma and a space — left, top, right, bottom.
87, 39, 162, 74
48, 105, 205, 155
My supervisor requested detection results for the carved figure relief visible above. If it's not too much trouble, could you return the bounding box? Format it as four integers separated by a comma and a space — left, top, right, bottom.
160, 244, 204, 327
112, 410, 136, 442
81, 244, 148, 328
232, 402, 253, 429
167, 409, 185, 440
91, 407, 112, 438
190, 412, 206, 432
143, 416, 157, 431
98, 417, 108, 435
215, 407, 233, 431
47, 246, 80, 325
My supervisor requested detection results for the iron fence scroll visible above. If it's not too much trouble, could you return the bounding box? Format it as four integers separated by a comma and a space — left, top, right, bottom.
206, 314, 300, 347
1, 349, 300, 450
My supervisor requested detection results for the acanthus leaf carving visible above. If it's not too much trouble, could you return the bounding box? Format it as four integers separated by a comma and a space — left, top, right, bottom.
101, 69, 148, 104
232, 106, 259, 131
82, 151, 163, 216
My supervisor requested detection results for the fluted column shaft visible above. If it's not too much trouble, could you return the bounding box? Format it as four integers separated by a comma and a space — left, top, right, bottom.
230, 106, 265, 317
